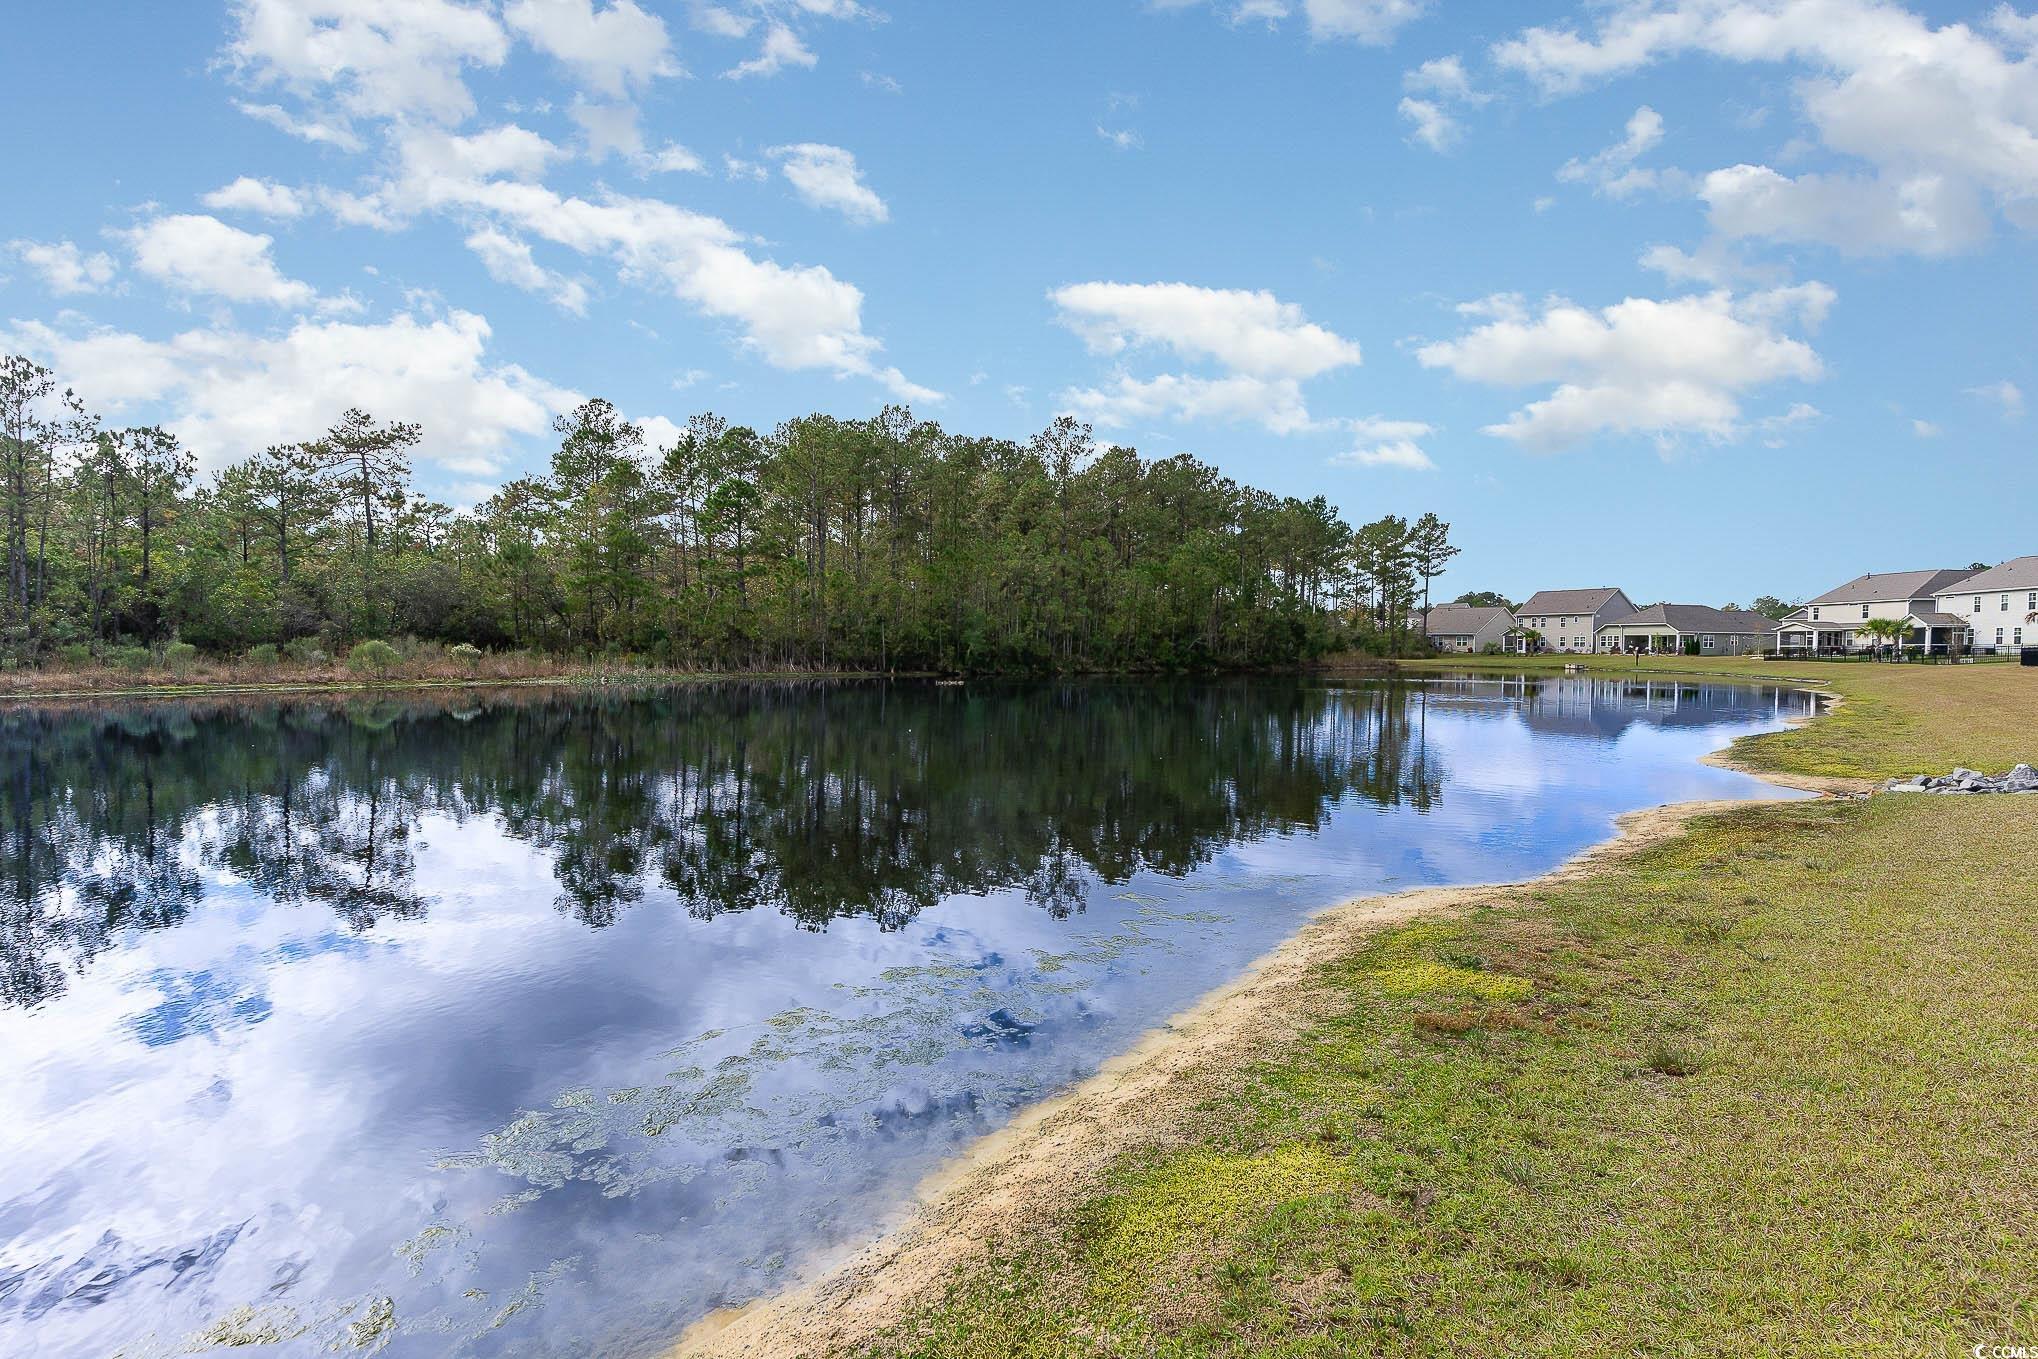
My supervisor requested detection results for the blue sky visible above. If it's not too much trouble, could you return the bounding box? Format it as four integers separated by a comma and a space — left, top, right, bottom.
3, 0, 2034, 606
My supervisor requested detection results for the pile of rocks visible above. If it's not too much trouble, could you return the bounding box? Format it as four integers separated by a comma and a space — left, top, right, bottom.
1885, 764, 2038, 795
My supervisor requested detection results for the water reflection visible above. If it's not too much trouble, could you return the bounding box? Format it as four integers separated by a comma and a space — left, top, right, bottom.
0, 677, 1812, 1357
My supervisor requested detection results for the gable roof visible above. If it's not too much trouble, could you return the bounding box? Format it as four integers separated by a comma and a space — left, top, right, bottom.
1518, 587, 1629, 616
1424, 605, 1515, 635
1939, 555, 2038, 595
1601, 604, 1776, 634
1805, 568, 1973, 606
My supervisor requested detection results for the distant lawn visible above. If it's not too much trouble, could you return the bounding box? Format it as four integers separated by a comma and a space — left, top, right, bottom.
871, 663, 2038, 1359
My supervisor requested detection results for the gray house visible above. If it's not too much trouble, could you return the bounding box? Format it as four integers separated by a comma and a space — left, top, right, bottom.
1933, 556, 2038, 653
1424, 604, 1519, 653
1773, 568, 1976, 654
1597, 605, 1778, 655
1515, 588, 1637, 654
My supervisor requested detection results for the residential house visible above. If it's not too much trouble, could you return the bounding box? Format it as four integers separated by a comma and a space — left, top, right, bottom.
1515, 588, 1638, 654
1772, 568, 1976, 654
1424, 604, 1519, 653
1933, 556, 2038, 653
1597, 605, 1778, 656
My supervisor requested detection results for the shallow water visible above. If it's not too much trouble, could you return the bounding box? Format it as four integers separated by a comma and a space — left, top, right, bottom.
0, 675, 1814, 1357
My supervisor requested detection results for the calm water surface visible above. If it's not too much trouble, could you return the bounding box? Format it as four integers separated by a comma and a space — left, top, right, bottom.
0, 676, 1814, 1357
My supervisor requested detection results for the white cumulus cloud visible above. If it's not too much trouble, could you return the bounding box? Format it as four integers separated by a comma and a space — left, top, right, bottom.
504, 0, 678, 96
768, 143, 889, 224
1493, 0, 2038, 255
10, 239, 118, 295
1417, 286, 1830, 450
1050, 282, 1364, 434
0, 309, 577, 474
119, 214, 319, 308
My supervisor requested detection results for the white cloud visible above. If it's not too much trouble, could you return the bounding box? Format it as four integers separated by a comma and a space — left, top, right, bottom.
1051, 282, 1362, 434
1334, 416, 1439, 469
1398, 98, 1460, 151
1493, 0, 2038, 254
640, 143, 705, 175
464, 226, 591, 314
1051, 282, 1361, 380
691, 3, 755, 38
1557, 105, 1669, 198
202, 176, 309, 218
1060, 373, 1319, 435
1698, 163, 1991, 256
1398, 53, 1487, 152
861, 70, 903, 93
234, 100, 365, 151
399, 124, 564, 182
504, 0, 677, 96
384, 162, 931, 398
1151, 0, 1427, 43
568, 98, 648, 160
9, 240, 117, 295
225, 0, 511, 127
119, 214, 318, 308
1332, 438, 1435, 470
1404, 54, 1476, 100
1911, 417, 1942, 438
768, 143, 889, 224
1, 309, 575, 473
1098, 126, 1144, 151
1967, 378, 2026, 419
726, 24, 816, 78
1417, 286, 1828, 450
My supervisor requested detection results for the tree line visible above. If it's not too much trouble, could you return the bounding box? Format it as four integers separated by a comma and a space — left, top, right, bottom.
0, 354, 1460, 672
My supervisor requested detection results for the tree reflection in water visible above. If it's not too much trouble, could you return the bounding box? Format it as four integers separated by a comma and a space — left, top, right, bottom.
0, 680, 1445, 1010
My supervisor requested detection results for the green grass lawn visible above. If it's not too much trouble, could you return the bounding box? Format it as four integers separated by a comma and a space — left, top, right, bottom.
874, 663, 2038, 1359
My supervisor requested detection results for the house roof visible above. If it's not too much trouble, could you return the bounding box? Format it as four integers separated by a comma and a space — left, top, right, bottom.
1939, 555, 2038, 596
1424, 605, 1515, 635
1805, 568, 1974, 606
1601, 604, 1776, 635
1518, 587, 1628, 616
1909, 611, 1968, 628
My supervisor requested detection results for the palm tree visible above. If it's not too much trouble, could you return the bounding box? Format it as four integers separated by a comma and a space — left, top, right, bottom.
1858, 616, 1909, 660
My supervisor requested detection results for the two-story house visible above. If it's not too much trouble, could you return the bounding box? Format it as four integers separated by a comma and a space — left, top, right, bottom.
1933, 556, 2038, 653
1771, 568, 1975, 655
1514, 588, 1637, 654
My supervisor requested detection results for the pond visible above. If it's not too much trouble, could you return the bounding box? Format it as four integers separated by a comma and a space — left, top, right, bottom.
0, 675, 1816, 1357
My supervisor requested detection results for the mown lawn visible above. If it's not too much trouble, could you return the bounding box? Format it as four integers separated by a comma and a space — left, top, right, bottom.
878, 664, 2038, 1358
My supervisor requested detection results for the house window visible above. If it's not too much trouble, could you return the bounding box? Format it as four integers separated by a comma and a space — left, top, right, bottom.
1811, 607, 1821, 620
2003, 594, 2012, 611
1975, 596, 1984, 612
1997, 629, 2006, 645
1702, 635, 1716, 650
2029, 592, 2036, 611
2019, 629, 2027, 646
1860, 604, 1869, 620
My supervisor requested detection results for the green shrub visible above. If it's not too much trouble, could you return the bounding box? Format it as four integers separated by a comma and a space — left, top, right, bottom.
348, 639, 401, 675
109, 645, 151, 672
284, 637, 328, 665
448, 642, 484, 669
164, 641, 199, 673
57, 643, 93, 667
245, 643, 280, 666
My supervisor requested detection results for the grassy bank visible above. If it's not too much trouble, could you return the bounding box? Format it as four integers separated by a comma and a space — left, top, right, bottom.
853, 663, 2038, 1358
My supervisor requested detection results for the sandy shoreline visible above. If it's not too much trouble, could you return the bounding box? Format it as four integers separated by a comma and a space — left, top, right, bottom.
673, 713, 1869, 1359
